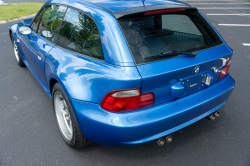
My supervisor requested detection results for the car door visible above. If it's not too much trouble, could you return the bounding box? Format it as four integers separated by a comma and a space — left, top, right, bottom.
20, 5, 67, 85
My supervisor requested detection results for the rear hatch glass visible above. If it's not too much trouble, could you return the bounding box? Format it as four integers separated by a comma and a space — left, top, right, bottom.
118, 9, 223, 64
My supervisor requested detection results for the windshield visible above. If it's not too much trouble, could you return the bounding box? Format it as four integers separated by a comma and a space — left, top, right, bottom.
118, 10, 223, 64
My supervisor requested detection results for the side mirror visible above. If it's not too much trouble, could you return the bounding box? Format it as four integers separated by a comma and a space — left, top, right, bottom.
19, 26, 32, 35
41, 30, 54, 38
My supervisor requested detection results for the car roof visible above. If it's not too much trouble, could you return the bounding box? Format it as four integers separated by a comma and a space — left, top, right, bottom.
82, 0, 190, 12
47, 0, 193, 19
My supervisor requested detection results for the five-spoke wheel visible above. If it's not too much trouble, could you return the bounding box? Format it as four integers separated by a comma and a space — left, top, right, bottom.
11, 33, 25, 67
54, 91, 73, 141
52, 83, 91, 148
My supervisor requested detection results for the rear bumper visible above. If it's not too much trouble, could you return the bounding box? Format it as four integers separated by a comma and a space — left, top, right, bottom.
70, 75, 235, 147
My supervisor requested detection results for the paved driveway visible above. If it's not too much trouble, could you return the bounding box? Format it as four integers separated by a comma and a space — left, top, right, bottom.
0, 0, 250, 165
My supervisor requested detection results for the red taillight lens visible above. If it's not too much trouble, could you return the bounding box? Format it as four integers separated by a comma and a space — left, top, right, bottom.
218, 59, 232, 81
101, 89, 154, 112
145, 9, 185, 15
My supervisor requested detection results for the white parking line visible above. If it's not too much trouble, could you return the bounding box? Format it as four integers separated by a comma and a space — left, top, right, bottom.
219, 24, 250, 26
207, 14, 250, 15
192, 3, 249, 4
0, 32, 8, 36
198, 7, 250, 9
243, 43, 250, 46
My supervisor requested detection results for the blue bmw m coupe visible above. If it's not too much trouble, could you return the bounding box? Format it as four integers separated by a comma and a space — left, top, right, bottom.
9, 0, 235, 148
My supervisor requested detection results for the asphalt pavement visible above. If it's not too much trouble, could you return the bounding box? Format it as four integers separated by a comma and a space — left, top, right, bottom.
0, 0, 250, 165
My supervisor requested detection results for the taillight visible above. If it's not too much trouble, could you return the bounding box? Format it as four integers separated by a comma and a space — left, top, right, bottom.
101, 88, 154, 112
145, 9, 185, 15
218, 59, 232, 81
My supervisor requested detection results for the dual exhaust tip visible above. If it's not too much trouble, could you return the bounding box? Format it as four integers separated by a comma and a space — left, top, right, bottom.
206, 111, 220, 121
156, 111, 220, 146
156, 135, 172, 146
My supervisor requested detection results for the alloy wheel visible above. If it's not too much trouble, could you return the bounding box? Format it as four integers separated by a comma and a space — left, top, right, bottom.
54, 91, 73, 141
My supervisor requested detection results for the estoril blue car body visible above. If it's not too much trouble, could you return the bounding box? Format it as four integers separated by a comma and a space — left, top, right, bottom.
9, 0, 235, 148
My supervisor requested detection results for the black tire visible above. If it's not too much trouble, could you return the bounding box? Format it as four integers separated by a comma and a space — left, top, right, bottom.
52, 83, 91, 149
11, 33, 25, 67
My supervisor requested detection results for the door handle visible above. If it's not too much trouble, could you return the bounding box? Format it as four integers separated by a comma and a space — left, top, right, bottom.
37, 51, 43, 59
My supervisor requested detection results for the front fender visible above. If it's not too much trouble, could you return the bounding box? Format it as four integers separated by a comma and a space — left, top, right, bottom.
9, 23, 19, 41
9, 21, 28, 41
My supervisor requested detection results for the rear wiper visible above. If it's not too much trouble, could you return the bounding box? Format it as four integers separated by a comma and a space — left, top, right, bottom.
144, 51, 198, 59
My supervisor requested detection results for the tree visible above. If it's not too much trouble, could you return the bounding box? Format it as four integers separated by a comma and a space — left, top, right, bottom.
78, 12, 98, 49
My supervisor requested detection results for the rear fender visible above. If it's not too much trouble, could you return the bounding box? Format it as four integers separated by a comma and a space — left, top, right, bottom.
45, 46, 142, 104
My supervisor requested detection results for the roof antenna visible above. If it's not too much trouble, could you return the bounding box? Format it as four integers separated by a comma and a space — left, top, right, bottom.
141, 0, 145, 6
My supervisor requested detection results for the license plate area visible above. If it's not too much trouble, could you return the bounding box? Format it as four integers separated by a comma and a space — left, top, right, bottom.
180, 72, 207, 97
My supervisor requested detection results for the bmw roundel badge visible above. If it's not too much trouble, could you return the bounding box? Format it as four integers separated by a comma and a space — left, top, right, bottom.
194, 66, 200, 74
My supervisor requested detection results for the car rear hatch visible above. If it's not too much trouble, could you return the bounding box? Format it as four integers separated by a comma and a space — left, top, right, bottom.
118, 8, 233, 105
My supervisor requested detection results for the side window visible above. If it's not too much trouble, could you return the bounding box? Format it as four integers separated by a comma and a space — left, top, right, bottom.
37, 5, 67, 43
30, 9, 44, 32
57, 8, 104, 60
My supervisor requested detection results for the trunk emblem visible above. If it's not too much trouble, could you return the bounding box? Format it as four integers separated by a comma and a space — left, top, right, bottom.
194, 66, 200, 74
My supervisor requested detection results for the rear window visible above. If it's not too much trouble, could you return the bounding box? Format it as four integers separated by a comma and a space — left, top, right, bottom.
118, 10, 223, 64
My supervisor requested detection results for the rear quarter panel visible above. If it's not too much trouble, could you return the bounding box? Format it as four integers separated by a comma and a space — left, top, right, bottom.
45, 46, 142, 104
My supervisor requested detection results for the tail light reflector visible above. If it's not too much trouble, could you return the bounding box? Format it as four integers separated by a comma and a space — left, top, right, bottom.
145, 9, 185, 15
101, 88, 154, 112
218, 59, 232, 81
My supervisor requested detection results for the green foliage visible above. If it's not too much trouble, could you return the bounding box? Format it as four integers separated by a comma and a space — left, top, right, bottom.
39, 5, 66, 35
59, 10, 103, 59
17, 8, 26, 12
0, 3, 43, 21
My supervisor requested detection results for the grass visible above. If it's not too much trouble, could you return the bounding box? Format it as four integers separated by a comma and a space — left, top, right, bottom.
0, 3, 43, 21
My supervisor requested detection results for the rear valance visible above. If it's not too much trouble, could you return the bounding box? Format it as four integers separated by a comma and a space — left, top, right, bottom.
112, 5, 196, 19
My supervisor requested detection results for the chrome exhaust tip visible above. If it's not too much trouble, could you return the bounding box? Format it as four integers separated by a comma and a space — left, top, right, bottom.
156, 138, 165, 146
165, 135, 172, 143
206, 114, 216, 121
214, 111, 220, 118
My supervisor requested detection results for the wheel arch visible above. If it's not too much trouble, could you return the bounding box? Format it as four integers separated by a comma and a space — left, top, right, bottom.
9, 29, 13, 42
48, 76, 72, 100
49, 78, 58, 96
48, 76, 83, 128
9, 23, 19, 40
